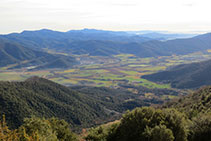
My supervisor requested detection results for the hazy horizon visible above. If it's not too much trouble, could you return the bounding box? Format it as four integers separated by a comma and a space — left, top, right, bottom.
0, 28, 207, 36
1, 0, 211, 34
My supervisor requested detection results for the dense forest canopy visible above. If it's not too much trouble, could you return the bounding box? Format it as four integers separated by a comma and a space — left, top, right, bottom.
1, 80, 211, 141
0, 77, 148, 130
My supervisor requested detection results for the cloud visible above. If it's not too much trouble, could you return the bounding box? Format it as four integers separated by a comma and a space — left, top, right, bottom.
183, 3, 194, 7
183, 3, 195, 7
110, 3, 137, 7
0, 0, 211, 34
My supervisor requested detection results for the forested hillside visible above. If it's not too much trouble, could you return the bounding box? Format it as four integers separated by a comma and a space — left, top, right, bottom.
164, 86, 211, 117
0, 38, 77, 69
85, 86, 211, 141
142, 59, 211, 89
0, 77, 146, 130
1, 79, 211, 141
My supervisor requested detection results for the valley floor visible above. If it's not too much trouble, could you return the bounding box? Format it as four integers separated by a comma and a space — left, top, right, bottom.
0, 51, 211, 101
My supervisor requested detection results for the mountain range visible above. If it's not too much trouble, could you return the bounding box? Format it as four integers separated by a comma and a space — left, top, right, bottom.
127, 30, 196, 40
0, 29, 210, 58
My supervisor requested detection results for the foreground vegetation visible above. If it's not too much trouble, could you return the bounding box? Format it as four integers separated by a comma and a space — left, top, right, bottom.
85, 107, 211, 141
2, 108, 211, 141
0, 116, 77, 141
85, 86, 211, 141
1, 85, 211, 141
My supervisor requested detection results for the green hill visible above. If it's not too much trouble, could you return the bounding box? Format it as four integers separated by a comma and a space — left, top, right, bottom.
142, 59, 211, 89
0, 77, 146, 130
0, 38, 77, 69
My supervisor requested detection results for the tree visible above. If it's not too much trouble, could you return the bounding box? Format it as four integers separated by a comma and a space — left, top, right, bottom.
108, 107, 188, 141
19, 117, 57, 140
188, 114, 211, 141
0, 115, 18, 140
85, 123, 119, 141
144, 125, 175, 141
19, 117, 78, 141
0, 115, 39, 141
48, 117, 78, 141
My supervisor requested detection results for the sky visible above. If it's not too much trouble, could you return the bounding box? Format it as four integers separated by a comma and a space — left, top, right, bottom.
1, 0, 211, 34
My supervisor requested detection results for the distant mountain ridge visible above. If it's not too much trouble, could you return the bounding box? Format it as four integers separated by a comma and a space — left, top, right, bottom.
0, 38, 77, 69
0, 29, 210, 58
127, 30, 197, 40
142, 59, 211, 89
